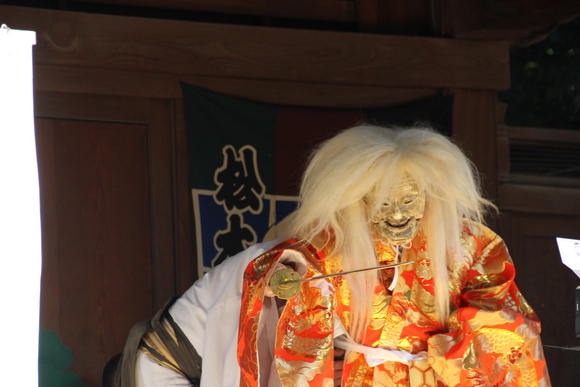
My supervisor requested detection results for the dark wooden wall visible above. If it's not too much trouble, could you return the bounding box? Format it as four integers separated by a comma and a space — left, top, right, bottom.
497, 127, 580, 384
6, 4, 578, 386
37, 117, 154, 378
34, 93, 195, 386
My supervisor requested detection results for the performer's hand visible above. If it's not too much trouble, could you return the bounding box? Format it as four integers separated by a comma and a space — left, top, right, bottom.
334, 348, 345, 387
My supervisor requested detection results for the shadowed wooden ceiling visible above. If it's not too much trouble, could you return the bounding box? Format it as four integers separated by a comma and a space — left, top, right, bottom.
5, 0, 580, 46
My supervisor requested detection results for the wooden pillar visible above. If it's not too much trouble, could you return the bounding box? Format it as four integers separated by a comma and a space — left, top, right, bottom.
451, 89, 499, 229
355, 0, 379, 32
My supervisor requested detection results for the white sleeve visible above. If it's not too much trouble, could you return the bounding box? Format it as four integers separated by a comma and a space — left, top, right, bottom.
169, 241, 277, 354
138, 241, 277, 387
135, 352, 192, 387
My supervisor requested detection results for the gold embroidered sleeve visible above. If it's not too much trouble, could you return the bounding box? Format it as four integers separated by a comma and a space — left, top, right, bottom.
428, 229, 550, 387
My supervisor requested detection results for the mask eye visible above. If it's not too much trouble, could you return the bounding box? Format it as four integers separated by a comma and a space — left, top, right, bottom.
403, 198, 414, 205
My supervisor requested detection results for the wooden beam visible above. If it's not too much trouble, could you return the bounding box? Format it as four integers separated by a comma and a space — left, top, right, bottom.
438, 0, 580, 45
497, 125, 511, 180
502, 126, 580, 144
71, 0, 357, 22
34, 64, 439, 108
451, 89, 499, 204
376, 0, 433, 36
178, 76, 440, 108
2, 5, 509, 90
498, 125, 580, 188
172, 98, 199, 290
501, 174, 580, 189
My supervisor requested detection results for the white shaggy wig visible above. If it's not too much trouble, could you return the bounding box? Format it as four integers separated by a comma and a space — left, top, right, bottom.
282, 124, 495, 341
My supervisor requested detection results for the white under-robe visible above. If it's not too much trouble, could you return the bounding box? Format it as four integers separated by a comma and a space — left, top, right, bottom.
135, 241, 279, 387
134, 239, 422, 386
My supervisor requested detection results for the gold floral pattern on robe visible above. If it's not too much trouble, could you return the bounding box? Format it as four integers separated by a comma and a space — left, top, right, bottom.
237, 225, 550, 387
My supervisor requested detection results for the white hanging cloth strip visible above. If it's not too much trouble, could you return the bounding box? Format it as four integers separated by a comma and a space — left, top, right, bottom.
333, 310, 426, 367
334, 332, 427, 367
388, 244, 410, 291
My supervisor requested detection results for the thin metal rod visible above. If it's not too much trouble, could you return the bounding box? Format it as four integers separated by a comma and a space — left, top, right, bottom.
283, 261, 413, 284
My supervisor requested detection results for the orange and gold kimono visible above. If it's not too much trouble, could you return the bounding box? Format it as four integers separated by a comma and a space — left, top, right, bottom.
238, 224, 550, 387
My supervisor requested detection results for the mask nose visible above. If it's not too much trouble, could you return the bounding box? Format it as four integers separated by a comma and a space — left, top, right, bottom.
388, 202, 404, 221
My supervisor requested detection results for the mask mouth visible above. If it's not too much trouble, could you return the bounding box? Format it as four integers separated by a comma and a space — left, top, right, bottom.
386, 218, 411, 229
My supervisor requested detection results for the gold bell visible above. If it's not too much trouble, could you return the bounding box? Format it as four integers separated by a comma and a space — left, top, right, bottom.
269, 268, 301, 300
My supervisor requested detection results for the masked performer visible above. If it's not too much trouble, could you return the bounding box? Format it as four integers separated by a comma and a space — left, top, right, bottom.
120, 125, 550, 387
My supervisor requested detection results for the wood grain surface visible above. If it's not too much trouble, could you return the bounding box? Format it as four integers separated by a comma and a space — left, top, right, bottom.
1, 5, 509, 90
